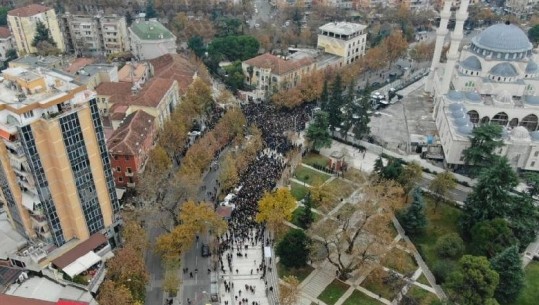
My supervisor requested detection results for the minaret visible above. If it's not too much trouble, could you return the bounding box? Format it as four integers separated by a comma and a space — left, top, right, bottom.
440, 0, 470, 94
424, 0, 452, 93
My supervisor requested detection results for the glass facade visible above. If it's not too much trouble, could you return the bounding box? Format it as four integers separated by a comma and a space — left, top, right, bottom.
20, 125, 65, 245
60, 112, 104, 235
89, 99, 120, 214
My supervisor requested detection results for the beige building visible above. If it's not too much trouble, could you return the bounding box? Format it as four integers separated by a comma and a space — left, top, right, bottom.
0, 66, 120, 247
317, 22, 367, 66
7, 4, 65, 55
60, 13, 129, 56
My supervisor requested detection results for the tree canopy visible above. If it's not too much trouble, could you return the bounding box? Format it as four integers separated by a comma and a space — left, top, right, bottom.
462, 124, 503, 175
306, 111, 331, 151
429, 171, 456, 211
470, 218, 517, 258
256, 188, 296, 236
446, 255, 499, 305
398, 188, 427, 236
529, 24, 539, 46
490, 246, 525, 304
0, 6, 8, 26
208, 35, 260, 62
276, 229, 311, 268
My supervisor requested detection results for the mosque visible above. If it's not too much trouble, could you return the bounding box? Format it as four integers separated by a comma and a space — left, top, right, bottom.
425, 0, 539, 171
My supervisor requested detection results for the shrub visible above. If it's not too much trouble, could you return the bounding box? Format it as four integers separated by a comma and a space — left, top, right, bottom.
432, 259, 457, 284
435, 233, 465, 259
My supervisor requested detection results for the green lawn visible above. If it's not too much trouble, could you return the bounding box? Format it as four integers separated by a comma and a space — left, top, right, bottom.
361, 268, 404, 300
416, 273, 430, 286
511, 261, 539, 305
294, 165, 332, 185
326, 178, 357, 199
406, 285, 438, 305
276, 262, 314, 283
342, 289, 383, 305
409, 196, 463, 269
317, 279, 350, 305
291, 206, 320, 227
381, 248, 418, 276
291, 181, 310, 200
303, 153, 330, 168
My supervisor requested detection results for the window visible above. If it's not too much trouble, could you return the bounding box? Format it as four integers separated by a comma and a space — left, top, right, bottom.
116, 166, 121, 172
118, 177, 123, 182
23, 110, 34, 119
128, 177, 134, 183
125, 155, 130, 160
114, 155, 118, 160
127, 167, 132, 173
535, 151, 539, 157
532, 161, 536, 167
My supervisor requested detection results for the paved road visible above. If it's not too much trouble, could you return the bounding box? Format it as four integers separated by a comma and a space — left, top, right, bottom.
249, 0, 272, 27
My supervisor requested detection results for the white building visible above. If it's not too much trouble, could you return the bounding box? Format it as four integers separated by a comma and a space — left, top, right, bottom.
0, 26, 14, 62
427, 0, 539, 171
317, 22, 367, 66
504, 0, 539, 19
60, 13, 129, 56
129, 20, 176, 60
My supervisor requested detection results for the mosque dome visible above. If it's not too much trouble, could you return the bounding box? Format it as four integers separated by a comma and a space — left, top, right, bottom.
465, 92, 482, 103
454, 116, 470, 126
472, 23, 532, 53
448, 102, 465, 111
510, 126, 531, 141
525, 96, 539, 105
457, 124, 473, 135
461, 56, 482, 71
489, 62, 519, 77
526, 60, 539, 74
447, 90, 465, 101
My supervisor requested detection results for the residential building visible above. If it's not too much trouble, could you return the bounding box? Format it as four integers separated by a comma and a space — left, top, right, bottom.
60, 13, 129, 56
427, 0, 539, 171
118, 61, 152, 88
71, 64, 118, 90
0, 66, 120, 247
95, 77, 180, 128
0, 27, 14, 62
317, 22, 367, 66
129, 20, 176, 60
7, 4, 65, 55
9, 55, 67, 70
504, 0, 539, 19
108, 110, 156, 188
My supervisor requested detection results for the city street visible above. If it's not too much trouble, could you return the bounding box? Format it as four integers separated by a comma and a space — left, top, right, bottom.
249, 0, 272, 28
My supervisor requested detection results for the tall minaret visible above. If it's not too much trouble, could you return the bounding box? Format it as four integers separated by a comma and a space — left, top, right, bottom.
424, 0, 453, 93
440, 0, 470, 94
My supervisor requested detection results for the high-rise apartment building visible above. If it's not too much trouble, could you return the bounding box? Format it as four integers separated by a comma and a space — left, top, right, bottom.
60, 13, 129, 56
7, 4, 65, 55
0, 66, 120, 247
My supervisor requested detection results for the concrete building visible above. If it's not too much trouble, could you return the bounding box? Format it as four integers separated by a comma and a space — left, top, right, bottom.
60, 13, 129, 56
317, 22, 367, 66
108, 110, 156, 188
504, 0, 539, 19
427, 0, 539, 171
7, 4, 65, 55
129, 20, 176, 60
0, 66, 120, 247
0, 26, 14, 63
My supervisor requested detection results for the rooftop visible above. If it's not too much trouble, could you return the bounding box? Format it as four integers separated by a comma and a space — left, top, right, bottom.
51, 233, 107, 269
107, 110, 155, 157
118, 62, 149, 83
5, 276, 95, 304
0, 27, 11, 39
244, 53, 314, 75
10, 55, 64, 69
149, 53, 199, 94
319, 22, 367, 36
64, 58, 95, 75
0, 212, 27, 260
130, 20, 174, 41
471, 23, 532, 53
95, 77, 176, 108
8, 4, 51, 17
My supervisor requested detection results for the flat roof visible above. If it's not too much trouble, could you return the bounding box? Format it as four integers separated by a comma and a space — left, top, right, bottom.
6, 276, 94, 303
51, 233, 107, 269
0, 212, 27, 260
130, 20, 174, 40
319, 22, 367, 36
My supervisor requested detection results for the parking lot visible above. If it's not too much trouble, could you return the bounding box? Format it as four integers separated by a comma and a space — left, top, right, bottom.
368, 79, 437, 153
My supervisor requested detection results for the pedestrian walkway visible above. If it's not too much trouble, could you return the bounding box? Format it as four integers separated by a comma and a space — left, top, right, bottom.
299, 261, 337, 300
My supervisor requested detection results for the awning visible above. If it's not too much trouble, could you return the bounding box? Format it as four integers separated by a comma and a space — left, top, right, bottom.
62, 251, 101, 278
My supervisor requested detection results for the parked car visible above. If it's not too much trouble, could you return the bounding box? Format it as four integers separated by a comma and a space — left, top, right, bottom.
201, 244, 211, 257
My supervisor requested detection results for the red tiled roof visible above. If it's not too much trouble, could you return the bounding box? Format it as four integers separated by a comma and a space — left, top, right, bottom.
51, 234, 107, 269
149, 54, 198, 94
107, 110, 155, 157
130, 78, 175, 108
57, 300, 89, 305
95, 82, 133, 104
0, 294, 55, 305
8, 4, 51, 17
244, 53, 313, 76
64, 58, 95, 74
0, 27, 11, 39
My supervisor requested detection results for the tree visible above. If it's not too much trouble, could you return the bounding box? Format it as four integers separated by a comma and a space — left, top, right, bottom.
219, 153, 239, 192
320, 78, 329, 111
523, 172, 539, 197
256, 188, 297, 236
276, 229, 311, 268
156, 201, 228, 261
32, 20, 57, 53
398, 161, 423, 191
529, 24, 539, 46
97, 280, 135, 305
327, 74, 344, 131
446, 255, 499, 305
398, 188, 427, 236
306, 111, 331, 152
207, 35, 260, 62
310, 180, 404, 279
106, 246, 149, 302
279, 276, 301, 305
506, 194, 539, 248
462, 124, 503, 175
145, 0, 158, 20
470, 218, 517, 258
429, 171, 456, 211
461, 157, 518, 232
121, 218, 148, 255
343, 95, 371, 142
378, 158, 404, 181
297, 193, 314, 229
435, 233, 465, 259
223, 61, 245, 92
490, 246, 525, 304
163, 260, 181, 296
0, 6, 8, 26
382, 30, 408, 65
188, 35, 206, 58
183, 78, 214, 116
